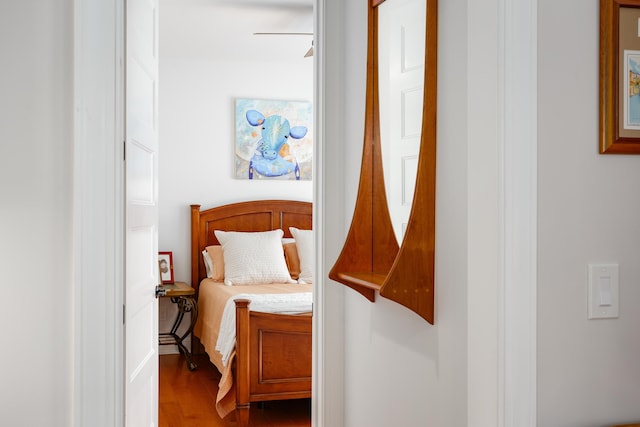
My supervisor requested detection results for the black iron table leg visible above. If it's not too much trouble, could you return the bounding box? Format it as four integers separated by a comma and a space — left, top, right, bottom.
159, 294, 198, 371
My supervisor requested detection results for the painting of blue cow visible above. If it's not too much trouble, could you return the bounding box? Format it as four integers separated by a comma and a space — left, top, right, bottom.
246, 110, 307, 179
235, 99, 312, 180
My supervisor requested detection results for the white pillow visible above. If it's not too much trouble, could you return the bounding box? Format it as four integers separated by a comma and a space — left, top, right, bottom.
289, 227, 314, 284
214, 229, 295, 286
202, 249, 213, 278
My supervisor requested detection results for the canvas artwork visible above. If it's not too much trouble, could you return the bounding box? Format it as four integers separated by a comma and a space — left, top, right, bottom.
624, 50, 640, 130
235, 98, 313, 180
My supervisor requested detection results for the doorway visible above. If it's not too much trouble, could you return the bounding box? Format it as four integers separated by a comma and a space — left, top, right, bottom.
73, 0, 345, 425
157, 0, 315, 424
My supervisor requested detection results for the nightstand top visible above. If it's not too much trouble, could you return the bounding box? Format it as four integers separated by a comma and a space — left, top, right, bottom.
158, 281, 194, 297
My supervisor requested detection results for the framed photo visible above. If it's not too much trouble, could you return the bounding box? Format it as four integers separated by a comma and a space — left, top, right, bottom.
158, 252, 174, 284
599, 0, 640, 154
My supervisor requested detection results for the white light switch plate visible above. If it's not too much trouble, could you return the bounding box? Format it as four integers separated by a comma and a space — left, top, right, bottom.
588, 263, 619, 319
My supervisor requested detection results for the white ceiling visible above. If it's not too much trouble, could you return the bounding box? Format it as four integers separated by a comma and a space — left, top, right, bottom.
159, 0, 314, 62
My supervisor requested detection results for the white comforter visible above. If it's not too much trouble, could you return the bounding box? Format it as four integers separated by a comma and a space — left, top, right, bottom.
215, 292, 313, 366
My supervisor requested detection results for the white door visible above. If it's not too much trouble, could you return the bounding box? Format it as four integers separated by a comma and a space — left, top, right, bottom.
125, 0, 159, 425
378, 0, 426, 240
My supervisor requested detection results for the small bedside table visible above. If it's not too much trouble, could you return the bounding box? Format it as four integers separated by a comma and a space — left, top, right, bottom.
157, 281, 198, 371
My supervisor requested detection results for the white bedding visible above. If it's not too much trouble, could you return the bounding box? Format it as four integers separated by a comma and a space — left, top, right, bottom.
215, 291, 313, 366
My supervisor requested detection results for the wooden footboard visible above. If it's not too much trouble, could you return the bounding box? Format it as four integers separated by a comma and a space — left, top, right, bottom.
234, 299, 312, 427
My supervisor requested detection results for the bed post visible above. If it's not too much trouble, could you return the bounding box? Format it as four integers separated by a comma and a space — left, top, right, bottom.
190, 204, 201, 294
235, 299, 251, 427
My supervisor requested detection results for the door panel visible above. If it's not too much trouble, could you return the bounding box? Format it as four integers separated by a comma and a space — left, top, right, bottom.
125, 0, 159, 425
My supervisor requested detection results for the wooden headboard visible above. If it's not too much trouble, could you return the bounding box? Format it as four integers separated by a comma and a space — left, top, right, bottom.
190, 200, 313, 294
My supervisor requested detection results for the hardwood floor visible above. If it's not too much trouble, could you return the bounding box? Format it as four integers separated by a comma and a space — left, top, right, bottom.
159, 354, 312, 427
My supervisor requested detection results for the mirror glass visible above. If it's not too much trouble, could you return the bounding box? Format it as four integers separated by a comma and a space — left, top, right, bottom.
378, 0, 426, 241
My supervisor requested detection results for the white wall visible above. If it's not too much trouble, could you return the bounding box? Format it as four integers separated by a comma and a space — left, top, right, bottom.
538, 1, 640, 426
0, 1, 74, 426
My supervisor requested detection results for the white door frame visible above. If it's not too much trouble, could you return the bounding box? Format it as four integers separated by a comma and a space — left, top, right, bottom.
73, 0, 125, 425
499, 0, 538, 424
312, 0, 346, 425
72, 0, 537, 426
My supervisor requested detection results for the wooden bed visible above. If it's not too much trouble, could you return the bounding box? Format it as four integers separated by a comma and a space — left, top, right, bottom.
190, 200, 312, 426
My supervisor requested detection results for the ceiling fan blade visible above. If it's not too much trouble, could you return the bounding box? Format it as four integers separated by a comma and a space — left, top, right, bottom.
304, 45, 313, 58
253, 32, 314, 57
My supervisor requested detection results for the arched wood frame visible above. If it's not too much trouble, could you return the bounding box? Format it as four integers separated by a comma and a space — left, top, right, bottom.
329, 0, 437, 324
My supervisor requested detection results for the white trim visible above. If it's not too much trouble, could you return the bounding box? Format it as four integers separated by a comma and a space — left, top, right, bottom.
467, 0, 500, 424
312, 1, 324, 425
73, 0, 124, 425
115, 0, 126, 422
500, 0, 537, 425
313, 0, 346, 425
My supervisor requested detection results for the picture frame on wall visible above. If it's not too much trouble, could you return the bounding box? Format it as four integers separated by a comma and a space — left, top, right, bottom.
599, 0, 640, 154
234, 98, 313, 180
158, 252, 174, 284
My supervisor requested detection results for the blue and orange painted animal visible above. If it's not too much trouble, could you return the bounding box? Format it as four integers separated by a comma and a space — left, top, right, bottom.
245, 109, 307, 179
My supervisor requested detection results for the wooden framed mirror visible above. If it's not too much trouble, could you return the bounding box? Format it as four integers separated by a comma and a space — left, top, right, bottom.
329, 0, 437, 324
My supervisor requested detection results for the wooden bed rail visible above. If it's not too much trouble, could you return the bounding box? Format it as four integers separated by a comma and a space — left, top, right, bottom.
190, 204, 201, 296
234, 299, 251, 427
